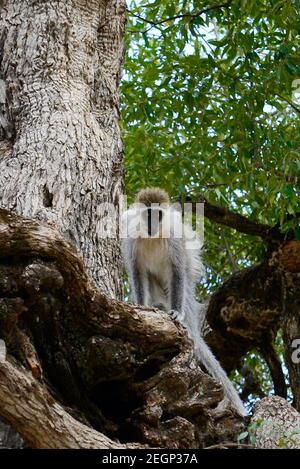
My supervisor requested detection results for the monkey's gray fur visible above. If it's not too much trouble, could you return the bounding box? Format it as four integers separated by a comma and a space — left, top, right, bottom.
121, 187, 246, 416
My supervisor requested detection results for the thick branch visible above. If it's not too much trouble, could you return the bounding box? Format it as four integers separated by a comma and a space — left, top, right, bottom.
0, 359, 135, 449
279, 240, 300, 273
202, 198, 273, 238
259, 343, 287, 398
205, 241, 300, 401
281, 252, 300, 411
179, 193, 275, 239
205, 260, 283, 372
0, 207, 245, 448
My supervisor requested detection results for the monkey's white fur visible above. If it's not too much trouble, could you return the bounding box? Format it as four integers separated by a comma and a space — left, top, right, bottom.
122, 196, 246, 417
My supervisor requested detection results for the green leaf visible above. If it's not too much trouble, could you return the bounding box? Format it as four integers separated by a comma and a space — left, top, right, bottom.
237, 431, 249, 442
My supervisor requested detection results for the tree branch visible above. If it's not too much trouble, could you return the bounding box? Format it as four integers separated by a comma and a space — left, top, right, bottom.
277, 93, 300, 116
128, 1, 232, 31
205, 260, 283, 372
0, 207, 245, 448
259, 343, 287, 398
0, 358, 138, 449
186, 196, 274, 239
220, 226, 239, 272
203, 198, 273, 238
240, 364, 266, 401
205, 240, 300, 399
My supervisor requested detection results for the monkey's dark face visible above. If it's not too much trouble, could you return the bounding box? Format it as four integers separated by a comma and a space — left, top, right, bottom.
142, 207, 164, 237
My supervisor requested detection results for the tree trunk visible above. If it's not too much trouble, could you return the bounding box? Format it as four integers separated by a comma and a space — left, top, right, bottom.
0, 0, 125, 296
0, 0, 125, 448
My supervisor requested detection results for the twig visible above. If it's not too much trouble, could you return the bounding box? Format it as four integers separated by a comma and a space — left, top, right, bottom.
204, 442, 254, 449
277, 93, 300, 116
127, 1, 232, 32
220, 226, 239, 272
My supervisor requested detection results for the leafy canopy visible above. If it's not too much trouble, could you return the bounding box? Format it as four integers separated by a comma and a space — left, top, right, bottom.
122, 0, 300, 294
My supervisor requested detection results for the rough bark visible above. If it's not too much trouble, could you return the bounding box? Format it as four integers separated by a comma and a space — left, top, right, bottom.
0, 359, 139, 449
280, 242, 300, 411
2, 205, 300, 447
0, 0, 125, 297
251, 396, 300, 449
204, 242, 300, 401
0, 0, 126, 447
205, 260, 283, 372
0, 207, 245, 448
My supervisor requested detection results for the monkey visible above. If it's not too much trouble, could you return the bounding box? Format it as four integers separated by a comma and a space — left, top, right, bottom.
121, 187, 246, 417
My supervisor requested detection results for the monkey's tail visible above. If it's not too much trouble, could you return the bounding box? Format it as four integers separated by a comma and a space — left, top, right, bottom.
194, 337, 247, 416
183, 298, 246, 416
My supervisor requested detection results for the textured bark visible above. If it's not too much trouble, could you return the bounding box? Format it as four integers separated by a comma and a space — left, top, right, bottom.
0, 0, 126, 447
279, 240, 300, 273
281, 243, 300, 411
0, 207, 246, 448
251, 396, 300, 449
0, 359, 140, 449
0, 0, 125, 297
205, 259, 283, 369
206, 241, 300, 406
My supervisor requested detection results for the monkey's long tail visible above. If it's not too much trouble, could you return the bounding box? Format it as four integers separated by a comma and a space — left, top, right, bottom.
183, 298, 246, 416
194, 337, 247, 416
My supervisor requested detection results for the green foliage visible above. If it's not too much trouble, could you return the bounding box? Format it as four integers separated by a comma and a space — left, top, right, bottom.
122, 0, 300, 405
238, 417, 265, 445
123, 0, 300, 285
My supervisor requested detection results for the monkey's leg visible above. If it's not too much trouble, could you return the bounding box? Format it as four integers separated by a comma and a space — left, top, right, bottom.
169, 269, 185, 322
131, 263, 145, 305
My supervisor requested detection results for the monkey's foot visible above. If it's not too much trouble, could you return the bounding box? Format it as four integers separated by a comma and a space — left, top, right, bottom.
169, 309, 185, 323
153, 303, 167, 312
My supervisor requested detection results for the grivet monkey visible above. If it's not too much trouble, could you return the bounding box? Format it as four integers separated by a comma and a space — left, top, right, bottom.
121, 187, 246, 416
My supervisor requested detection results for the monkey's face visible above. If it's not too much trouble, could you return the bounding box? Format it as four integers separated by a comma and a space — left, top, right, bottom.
122, 204, 182, 239
141, 207, 164, 237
